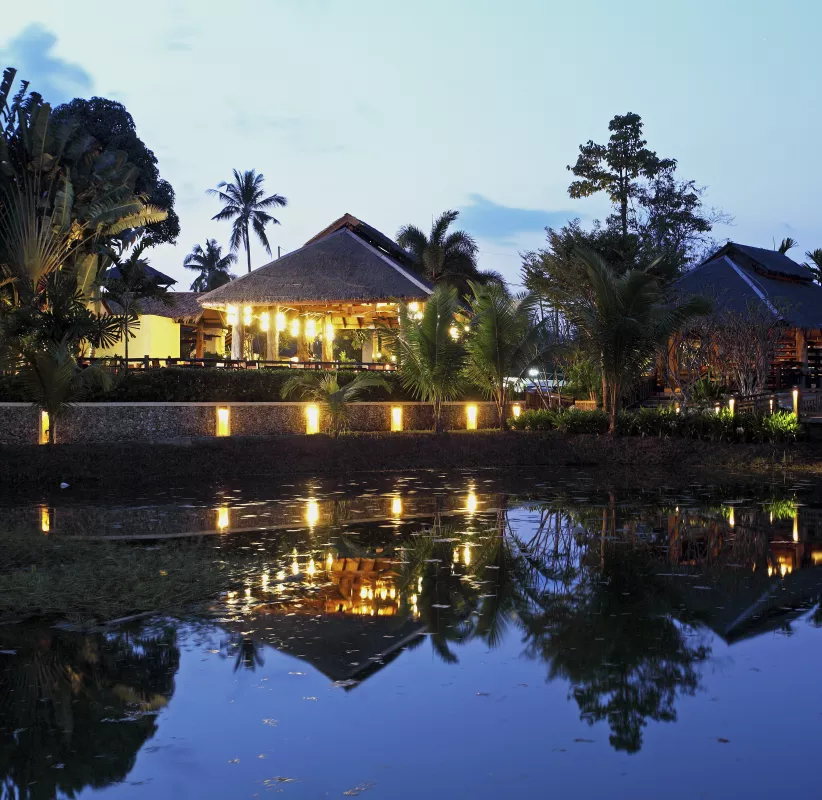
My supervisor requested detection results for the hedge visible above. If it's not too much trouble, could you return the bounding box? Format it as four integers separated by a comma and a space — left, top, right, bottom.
0, 368, 490, 403
509, 406, 800, 443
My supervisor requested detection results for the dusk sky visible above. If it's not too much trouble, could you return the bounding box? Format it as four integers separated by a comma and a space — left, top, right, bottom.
3, 0, 820, 287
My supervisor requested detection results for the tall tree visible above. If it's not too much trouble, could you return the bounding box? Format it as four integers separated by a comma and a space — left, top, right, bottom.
397, 210, 485, 295
208, 169, 287, 273
51, 97, 180, 246
804, 248, 822, 284
568, 112, 674, 243
183, 239, 237, 291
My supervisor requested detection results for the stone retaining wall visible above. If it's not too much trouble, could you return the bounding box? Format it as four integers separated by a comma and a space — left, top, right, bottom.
0, 401, 503, 445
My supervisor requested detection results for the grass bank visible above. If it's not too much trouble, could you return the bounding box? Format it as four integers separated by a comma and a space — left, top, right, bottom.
1, 430, 817, 494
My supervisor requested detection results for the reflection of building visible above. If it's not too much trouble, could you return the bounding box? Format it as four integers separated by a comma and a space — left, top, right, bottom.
221, 555, 425, 686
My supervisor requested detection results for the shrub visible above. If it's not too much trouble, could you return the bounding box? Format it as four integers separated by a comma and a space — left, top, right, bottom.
509, 407, 608, 434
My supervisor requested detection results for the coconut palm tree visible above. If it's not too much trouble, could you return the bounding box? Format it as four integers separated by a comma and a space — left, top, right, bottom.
804, 248, 822, 284
280, 371, 391, 436
397, 210, 486, 294
464, 281, 551, 429
207, 169, 287, 273
777, 237, 798, 254
183, 239, 237, 291
562, 249, 710, 433
388, 284, 465, 433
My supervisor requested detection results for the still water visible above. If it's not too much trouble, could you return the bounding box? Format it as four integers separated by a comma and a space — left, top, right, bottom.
2, 471, 822, 799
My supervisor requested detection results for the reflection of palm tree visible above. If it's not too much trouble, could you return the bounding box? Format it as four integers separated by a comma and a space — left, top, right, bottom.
221, 634, 265, 672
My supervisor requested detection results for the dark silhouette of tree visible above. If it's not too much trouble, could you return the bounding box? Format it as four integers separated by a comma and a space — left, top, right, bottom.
183, 239, 237, 291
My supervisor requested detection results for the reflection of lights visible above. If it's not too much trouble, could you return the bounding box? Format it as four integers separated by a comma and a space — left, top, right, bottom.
466, 404, 478, 430
262, 570, 269, 591
326, 553, 334, 571
768, 565, 773, 577
306, 404, 320, 435
276, 569, 285, 581
40, 506, 51, 533
216, 406, 230, 436
391, 406, 403, 432
780, 563, 788, 577
217, 506, 230, 531
305, 499, 319, 527
392, 496, 402, 517
793, 511, 799, 542
417, 577, 423, 592
463, 545, 471, 565
411, 594, 418, 604
245, 587, 252, 599
292, 559, 299, 576
466, 491, 478, 515
307, 558, 316, 578
812, 552, 822, 565
453, 548, 460, 564
728, 507, 735, 528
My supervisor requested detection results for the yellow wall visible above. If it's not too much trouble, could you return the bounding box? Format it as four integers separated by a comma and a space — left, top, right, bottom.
98, 315, 181, 360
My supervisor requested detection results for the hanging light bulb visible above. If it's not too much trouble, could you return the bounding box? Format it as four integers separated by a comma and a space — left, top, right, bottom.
325, 321, 335, 341
290, 317, 301, 337
260, 311, 270, 331
243, 306, 252, 326
305, 318, 317, 339
226, 305, 238, 326
449, 325, 460, 340
276, 311, 286, 332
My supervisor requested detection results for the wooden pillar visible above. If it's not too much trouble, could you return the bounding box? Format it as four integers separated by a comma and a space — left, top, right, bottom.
797, 328, 808, 387
267, 304, 279, 362
195, 324, 205, 359
361, 331, 374, 363
297, 316, 309, 361
322, 311, 333, 363
231, 321, 243, 360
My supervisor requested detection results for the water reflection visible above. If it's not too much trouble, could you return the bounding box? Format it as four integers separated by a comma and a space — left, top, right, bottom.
0, 624, 179, 799
3, 477, 822, 796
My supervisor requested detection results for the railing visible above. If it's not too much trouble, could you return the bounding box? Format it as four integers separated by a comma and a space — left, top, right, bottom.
734, 388, 822, 420
78, 357, 397, 372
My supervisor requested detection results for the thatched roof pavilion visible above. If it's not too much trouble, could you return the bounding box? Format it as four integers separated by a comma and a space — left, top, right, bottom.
199, 214, 433, 362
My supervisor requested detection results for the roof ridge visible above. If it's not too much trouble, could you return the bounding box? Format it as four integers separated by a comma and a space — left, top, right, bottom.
342, 229, 433, 294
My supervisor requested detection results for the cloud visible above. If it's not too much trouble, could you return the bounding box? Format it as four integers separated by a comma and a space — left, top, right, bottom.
0, 24, 92, 104
458, 194, 576, 245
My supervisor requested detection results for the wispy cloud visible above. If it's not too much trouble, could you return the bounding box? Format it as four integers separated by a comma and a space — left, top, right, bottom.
0, 24, 92, 104
459, 194, 576, 245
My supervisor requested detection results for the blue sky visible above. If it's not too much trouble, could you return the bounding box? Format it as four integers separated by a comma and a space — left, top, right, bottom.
2, 0, 820, 287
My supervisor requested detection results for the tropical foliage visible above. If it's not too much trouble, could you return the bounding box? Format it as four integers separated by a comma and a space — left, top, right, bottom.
463, 281, 548, 428
183, 239, 237, 291
389, 284, 465, 432
556, 249, 709, 431
397, 210, 500, 295
208, 169, 287, 273
281, 370, 391, 436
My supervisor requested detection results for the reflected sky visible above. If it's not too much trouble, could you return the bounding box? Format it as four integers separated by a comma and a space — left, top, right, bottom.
2, 473, 822, 798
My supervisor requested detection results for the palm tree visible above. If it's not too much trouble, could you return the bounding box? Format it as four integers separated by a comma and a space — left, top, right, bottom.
388, 284, 465, 433
563, 250, 710, 433
777, 237, 798, 254
280, 371, 391, 436
397, 210, 484, 294
207, 169, 287, 273
804, 248, 822, 284
183, 239, 237, 291
101, 239, 173, 364
464, 281, 551, 429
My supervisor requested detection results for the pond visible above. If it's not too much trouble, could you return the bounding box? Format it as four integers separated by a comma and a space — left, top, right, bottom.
2, 471, 822, 799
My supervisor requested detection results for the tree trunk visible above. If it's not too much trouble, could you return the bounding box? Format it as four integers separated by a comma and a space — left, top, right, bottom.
608, 383, 620, 434
496, 387, 506, 431
433, 398, 443, 433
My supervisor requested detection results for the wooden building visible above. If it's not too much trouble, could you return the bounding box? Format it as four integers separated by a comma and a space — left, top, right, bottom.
198, 214, 434, 363
671, 242, 822, 390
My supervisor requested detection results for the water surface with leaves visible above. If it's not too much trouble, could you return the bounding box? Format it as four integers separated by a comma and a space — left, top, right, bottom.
2, 472, 822, 798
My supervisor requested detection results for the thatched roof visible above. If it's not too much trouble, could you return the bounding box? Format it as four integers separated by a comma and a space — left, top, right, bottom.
104, 292, 210, 322
103, 264, 177, 287
199, 226, 433, 309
